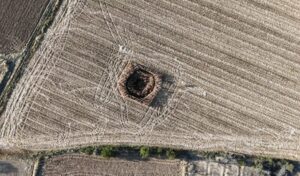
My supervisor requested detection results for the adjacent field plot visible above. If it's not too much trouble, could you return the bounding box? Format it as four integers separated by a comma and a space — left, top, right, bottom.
43, 154, 183, 176
1, 0, 300, 159
0, 0, 49, 54
188, 160, 261, 176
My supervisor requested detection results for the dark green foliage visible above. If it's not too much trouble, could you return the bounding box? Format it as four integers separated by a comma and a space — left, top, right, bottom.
238, 160, 246, 166
156, 147, 163, 156
139, 146, 150, 159
199, 151, 223, 160
101, 146, 114, 158
79, 146, 95, 155
236, 156, 296, 174
254, 159, 263, 171
166, 149, 176, 159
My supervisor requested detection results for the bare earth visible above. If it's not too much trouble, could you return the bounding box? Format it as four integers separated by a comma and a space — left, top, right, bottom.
43, 154, 183, 176
188, 160, 262, 176
0, 0, 49, 54
1, 0, 300, 160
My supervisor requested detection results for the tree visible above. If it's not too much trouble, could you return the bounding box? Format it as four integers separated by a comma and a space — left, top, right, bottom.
166, 149, 176, 159
238, 160, 246, 166
157, 148, 163, 157
80, 146, 94, 155
101, 146, 113, 158
140, 146, 150, 159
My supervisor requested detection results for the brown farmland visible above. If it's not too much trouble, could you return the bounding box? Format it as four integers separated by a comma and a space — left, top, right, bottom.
43, 154, 183, 176
0, 0, 50, 54
1, 0, 300, 160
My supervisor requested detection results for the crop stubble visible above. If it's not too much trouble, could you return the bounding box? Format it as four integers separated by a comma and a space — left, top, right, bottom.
1, 0, 300, 159
43, 154, 183, 176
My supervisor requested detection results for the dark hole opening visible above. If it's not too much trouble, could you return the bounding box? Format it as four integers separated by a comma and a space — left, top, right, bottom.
126, 69, 155, 98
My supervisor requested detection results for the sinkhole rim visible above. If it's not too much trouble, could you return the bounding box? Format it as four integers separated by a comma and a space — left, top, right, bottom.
117, 62, 162, 105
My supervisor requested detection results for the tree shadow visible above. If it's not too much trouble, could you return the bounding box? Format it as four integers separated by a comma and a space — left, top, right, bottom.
150, 73, 176, 108
0, 61, 15, 94
0, 161, 18, 174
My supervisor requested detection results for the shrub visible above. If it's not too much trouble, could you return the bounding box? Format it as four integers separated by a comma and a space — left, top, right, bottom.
157, 148, 163, 156
166, 149, 176, 159
101, 146, 114, 158
285, 163, 294, 173
80, 146, 94, 155
238, 160, 246, 166
140, 146, 150, 159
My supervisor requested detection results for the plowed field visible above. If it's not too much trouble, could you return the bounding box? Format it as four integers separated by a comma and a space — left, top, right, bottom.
43, 154, 183, 176
0, 0, 49, 54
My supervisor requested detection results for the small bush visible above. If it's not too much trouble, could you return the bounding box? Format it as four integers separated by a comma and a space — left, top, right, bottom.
156, 148, 163, 156
101, 146, 114, 158
80, 146, 94, 155
285, 163, 294, 173
140, 146, 150, 159
238, 160, 246, 166
166, 149, 176, 159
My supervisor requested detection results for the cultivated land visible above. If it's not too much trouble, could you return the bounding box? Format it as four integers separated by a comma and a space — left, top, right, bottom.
43, 154, 183, 176
0, 0, 50, 54
1, 0, 300, 160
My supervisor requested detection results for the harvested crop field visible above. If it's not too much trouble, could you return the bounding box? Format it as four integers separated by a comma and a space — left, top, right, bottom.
43, 154, 183, 176
1, 0, 300, 160
0, 0, 50, 54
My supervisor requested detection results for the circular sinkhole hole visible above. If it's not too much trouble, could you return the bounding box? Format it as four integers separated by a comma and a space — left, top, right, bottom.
118, 62, 161, 105
126, 69, 155, 98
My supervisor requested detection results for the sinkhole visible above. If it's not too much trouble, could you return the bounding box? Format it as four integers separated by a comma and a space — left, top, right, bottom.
118, 62, 161, 105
